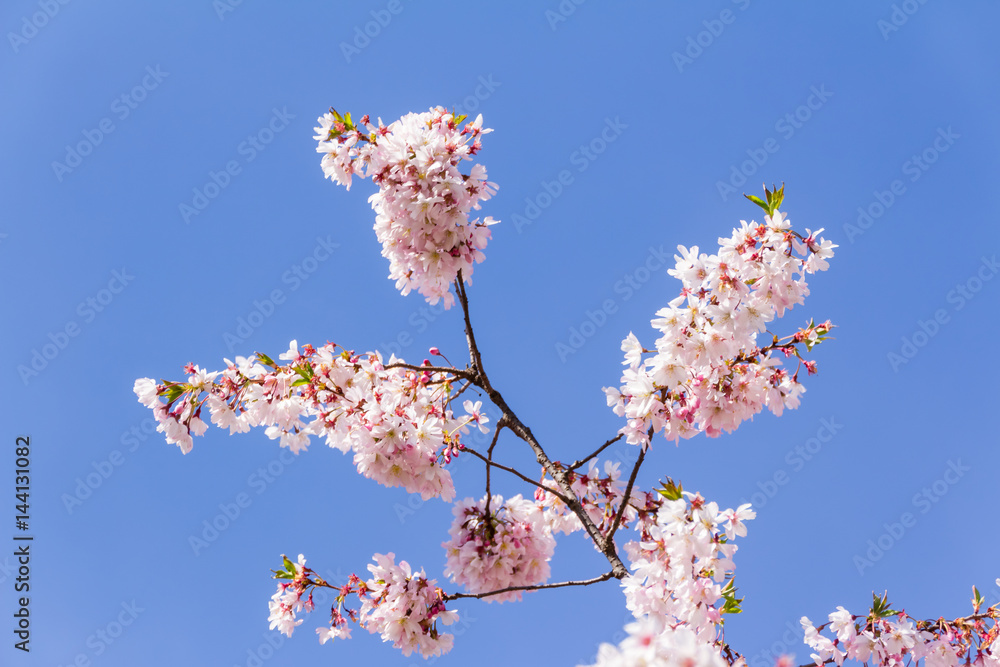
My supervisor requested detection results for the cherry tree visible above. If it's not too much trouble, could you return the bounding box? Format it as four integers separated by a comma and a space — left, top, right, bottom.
134, 107, 998, 666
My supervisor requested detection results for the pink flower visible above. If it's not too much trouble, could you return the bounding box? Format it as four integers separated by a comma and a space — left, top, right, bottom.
443, 494, 555, 602
315, 107, 499, 307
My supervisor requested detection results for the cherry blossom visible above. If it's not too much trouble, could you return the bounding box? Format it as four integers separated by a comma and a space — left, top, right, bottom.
800, 590, 999, 667
581, 619, 730, 667
269, 552, 459, 658
605, 199, 837, 447
134, 342, 480, 501
141, 102, 994, 667
620, 488, 754, 643
315, 107, 499, 308
443, 494, 555, 602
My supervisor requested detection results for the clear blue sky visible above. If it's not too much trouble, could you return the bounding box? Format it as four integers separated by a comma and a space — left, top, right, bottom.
3, 2, 999, 665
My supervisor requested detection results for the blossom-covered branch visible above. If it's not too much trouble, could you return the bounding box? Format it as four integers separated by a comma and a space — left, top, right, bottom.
799, 590, 1000, 667
136, 104, 986, 667
133, 341, 487, 501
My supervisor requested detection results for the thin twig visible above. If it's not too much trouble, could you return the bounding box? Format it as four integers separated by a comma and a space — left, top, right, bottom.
448, 379, 477, 405
482, 418, 507, 517
453, 277, 630, 579
568, 433, 624, 470
382, 361, 475, 379
461, 445, 573, 505
444, 571, 616, 601
605, 430, 649, 544
454, 273, 485, 377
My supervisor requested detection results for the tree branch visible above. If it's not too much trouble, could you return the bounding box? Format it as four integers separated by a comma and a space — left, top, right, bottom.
453, 274, 630, 579
605, 433, 648, 545
568, 433, 624, 471
382, 361, 475, 380
461, 445, 573, 505
443, 570, 616, 601
482, 418, 507, 517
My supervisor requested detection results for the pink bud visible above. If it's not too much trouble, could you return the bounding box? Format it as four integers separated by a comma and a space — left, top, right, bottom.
429, 347, 440, 356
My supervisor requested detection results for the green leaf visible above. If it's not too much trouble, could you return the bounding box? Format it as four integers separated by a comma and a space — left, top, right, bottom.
291, 378, 310, 387
657, 478, 684, 501
162, 384, 187, 404
766, 183, 785, 213
720, 578, 744, 614
744, 194, 769, 213
772, 186, 784, 211
257, 352, 277, 368
871, 590, 897, 618
747, 183, 786, 217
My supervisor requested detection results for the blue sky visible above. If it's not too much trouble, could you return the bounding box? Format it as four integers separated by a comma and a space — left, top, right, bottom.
3, 1, 999, 665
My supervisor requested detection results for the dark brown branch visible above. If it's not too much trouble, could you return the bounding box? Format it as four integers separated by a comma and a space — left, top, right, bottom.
382, 361, 475, 380
443, 570, 616, 601
447, 379, 477, 405
568, 433, 624, 470
453, 274, 630, 579
605, 432, 649, 544
482, 418, 507, 517
461, 445, 573, 505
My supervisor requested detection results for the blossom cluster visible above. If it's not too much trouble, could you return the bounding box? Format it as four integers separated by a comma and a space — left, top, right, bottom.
537, 465, 753, 643
581, 619, 731, 667
604, 206, 837, 446
801, 589, 1000, 667
442, 493, 556, 602
534, 459, 658, 537
134, 341, 489, 501
620, 488, 755, 643
268, 553, 459, 658
314, 107, 499, 308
